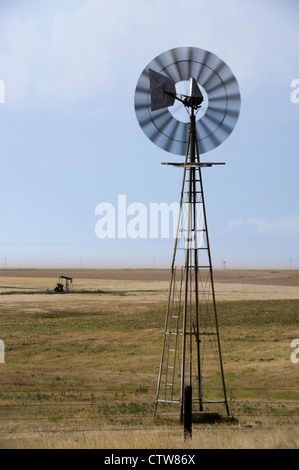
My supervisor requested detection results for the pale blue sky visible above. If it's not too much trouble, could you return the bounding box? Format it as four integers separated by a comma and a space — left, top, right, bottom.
0, 0, 298, 269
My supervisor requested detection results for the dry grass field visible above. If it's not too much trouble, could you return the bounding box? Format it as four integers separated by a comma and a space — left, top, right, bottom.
0, 268, 298, 449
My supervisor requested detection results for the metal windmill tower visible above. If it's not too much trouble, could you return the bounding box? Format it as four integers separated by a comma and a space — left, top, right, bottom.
134, 47, 241, 420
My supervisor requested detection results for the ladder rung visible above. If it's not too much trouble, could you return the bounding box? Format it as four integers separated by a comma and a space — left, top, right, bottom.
178, 228, 206, 231
183, 190, 202, 193
157, 399, 180, 404
178, 229, 206, 232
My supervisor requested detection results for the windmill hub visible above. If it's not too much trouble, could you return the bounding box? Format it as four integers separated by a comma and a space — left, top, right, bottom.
168, 79, 209, 123
185, 77, 204, 108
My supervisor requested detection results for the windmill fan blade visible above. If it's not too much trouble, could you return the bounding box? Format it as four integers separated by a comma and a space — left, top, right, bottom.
166, 48, 184, 82
134, 46, 241, 155
164, 119, 181, 152
149, 111, 174, 140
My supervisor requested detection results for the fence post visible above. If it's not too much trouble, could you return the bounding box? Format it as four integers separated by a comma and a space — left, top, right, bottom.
184, 385, 192, 440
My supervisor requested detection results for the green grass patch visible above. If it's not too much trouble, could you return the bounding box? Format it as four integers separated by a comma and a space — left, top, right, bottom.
0, 296, 298, 430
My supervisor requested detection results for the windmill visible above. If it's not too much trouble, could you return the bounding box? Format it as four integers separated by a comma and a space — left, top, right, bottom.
134, 47, 241, 420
